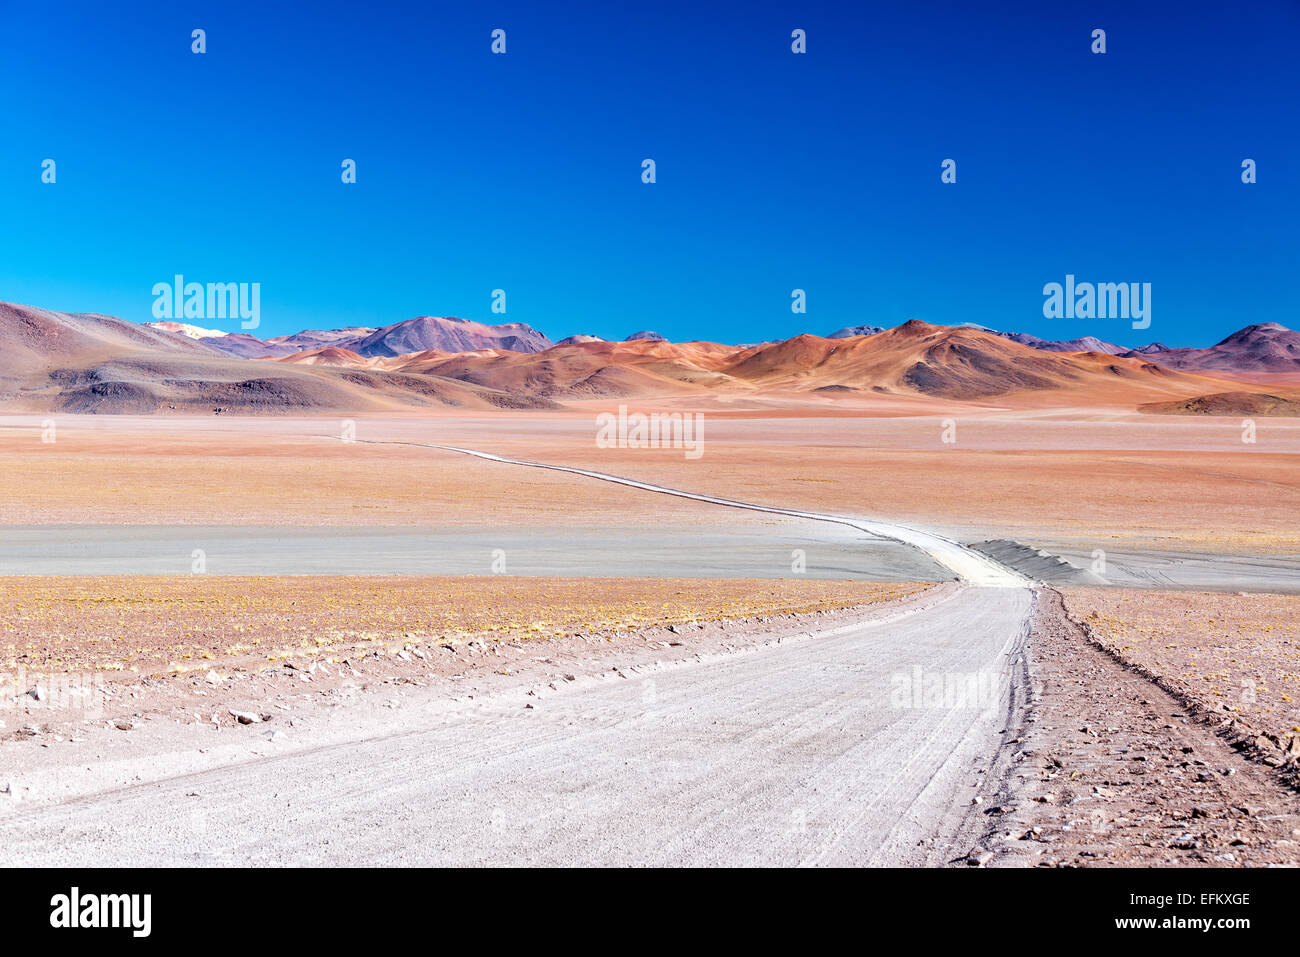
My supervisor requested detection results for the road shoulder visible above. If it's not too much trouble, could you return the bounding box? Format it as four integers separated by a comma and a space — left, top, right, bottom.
979, 589, 1300, 867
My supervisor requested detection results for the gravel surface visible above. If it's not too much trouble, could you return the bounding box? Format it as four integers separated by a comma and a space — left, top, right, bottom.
0, 583, 1032, 866
979, 590, 1300, 867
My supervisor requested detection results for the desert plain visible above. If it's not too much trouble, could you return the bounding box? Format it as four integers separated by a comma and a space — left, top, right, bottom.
2, 303, 1300, 866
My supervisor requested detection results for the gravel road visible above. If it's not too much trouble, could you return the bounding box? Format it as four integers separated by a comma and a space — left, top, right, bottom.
0, 584, 1030, 866
0, 443, 1035, 866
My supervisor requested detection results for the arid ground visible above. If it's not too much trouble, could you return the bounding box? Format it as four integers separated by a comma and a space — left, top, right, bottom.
2, 407, 1298, 866
3, 408, 1297, 553
0, 574, 920, 677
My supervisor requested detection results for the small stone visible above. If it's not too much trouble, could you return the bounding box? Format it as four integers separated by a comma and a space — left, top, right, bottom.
228, 710, 261, 724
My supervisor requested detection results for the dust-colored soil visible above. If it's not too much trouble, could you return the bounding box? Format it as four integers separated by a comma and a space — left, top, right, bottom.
1060, 587, 1300, 781
0, 574, 923, 679
1140, 391, 1300, 417
982, 590, 1300, 867
2, 411, 1298, 554
0, 427, 734, 527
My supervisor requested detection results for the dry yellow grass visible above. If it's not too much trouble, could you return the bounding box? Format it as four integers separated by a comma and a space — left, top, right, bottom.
0, 575, 927, 676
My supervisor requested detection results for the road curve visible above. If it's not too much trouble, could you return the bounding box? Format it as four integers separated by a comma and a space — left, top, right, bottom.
351, 438, 1029, 588
0, 440, 1035, 866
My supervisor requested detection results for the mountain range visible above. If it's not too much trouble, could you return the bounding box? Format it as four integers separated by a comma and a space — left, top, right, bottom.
146, 318, 680, 359
150, 313, 1300, 377
0, 299, 1294, 415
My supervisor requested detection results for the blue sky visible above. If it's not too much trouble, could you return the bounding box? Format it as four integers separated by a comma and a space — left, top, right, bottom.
0, 0, 1295, 347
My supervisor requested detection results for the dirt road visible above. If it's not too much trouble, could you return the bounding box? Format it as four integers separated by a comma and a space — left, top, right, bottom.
0, 442, 1043, 865
0, 583, 1029, 866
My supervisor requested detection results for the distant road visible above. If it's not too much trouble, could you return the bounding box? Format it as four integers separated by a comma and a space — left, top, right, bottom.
353, 438, 1029, 588
0, 442, 1035, 866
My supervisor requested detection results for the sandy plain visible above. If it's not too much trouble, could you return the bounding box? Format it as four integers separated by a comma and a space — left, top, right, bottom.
3, 404, 1299, 867
2, 407, 1297, 556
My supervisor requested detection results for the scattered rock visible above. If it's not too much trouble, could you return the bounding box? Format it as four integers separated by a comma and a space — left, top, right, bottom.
966, 847, 994, 866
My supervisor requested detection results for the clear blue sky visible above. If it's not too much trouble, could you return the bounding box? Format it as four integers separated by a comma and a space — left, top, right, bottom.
0, 0, 1295, 347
